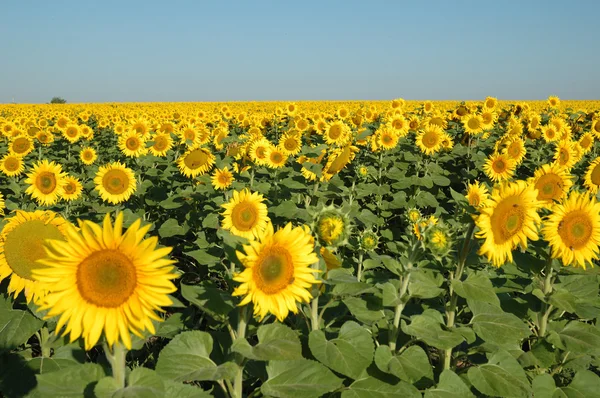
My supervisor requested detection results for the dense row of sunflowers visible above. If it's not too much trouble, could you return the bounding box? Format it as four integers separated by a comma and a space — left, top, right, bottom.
0, 96, 600, 397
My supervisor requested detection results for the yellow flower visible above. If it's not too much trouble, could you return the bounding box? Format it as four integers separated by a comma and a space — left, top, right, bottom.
149, 132, 173, 157
415, 125, 444, 156
211, 167, 234, 190
323, 121, 350, 146
0, 210, 69, 303
476, 180, 541, 267
548, 96, 560, 108
221, 189, 270, 239
232, 222, 320, 322
265, 147, 288, 169
278, 133, 302, 156
25, 160, 67, 206
529, 163, 572, 207
483, 153, 516, 182
33, 213, 179, 350
0, 154, 25, 177
9, 136, 34, 157
119, 131, 147, 158
466, 182, 489, 208
584, 156, 600, 195
553, 140, 576, 169
94, 162, 137, 204
80, 147, 98, 165
462, 114, 484, 135
503, 138, 527, 165
543, 192, 600, 268
177, 147, 215, 178
61, 176, 83, 201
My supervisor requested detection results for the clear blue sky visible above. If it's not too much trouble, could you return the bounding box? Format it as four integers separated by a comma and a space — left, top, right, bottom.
1, 0, 599, 103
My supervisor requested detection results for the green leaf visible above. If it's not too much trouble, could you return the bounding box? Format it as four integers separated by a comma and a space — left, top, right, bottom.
374, 345, 433, 383
467, 350, 531, 398
35, 363, 105, 397
156, 331, 238, 382
551, 321, 600, 356
158, 219, 188, 238
532, 374, 558, 398
424, 369, 475, 398
431, 174, 451, 187
559, 370, 600, 397
279, 178, 306, 190
261, 359, 344, 398
184, 249, 220, 266
180, 282, 235, 320
201, 213, 220, 229
232, 323, 302, 361
95, 368, 165, 398
452, 272, 500, 306
401, 314, 464, 350
159, 196, 185, 209
271, 201, 298, 218
343, 297, 385, 325
0, 308, 44, 351
408, 270, 444, 299
471, 311, 531, 345
309, 321, 374, 379
342, 376, 421, 398
164, 380, 212, 397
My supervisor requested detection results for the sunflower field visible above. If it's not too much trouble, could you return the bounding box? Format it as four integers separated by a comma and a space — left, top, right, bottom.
1, 97, 600, 397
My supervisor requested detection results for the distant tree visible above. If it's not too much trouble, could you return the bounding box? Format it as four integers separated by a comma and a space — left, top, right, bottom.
50, 97, 67, 104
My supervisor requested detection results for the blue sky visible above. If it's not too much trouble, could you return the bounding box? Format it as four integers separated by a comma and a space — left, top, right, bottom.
1, 1, 598, 103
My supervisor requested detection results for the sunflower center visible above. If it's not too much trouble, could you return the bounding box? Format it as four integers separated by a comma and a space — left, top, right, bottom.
126, 137, 140, 150
423, 131, 439, 147
102, 169, 129, 194
558, 211, 593, 250
36, 171, 58, 194
591, 164, 600, 186
5, 158, 20, 171
284, 138, 297, 151
154, 136, 167, 151
255, 146, 267, 159
65, 182, 76, 194
535, 174, 562, 201
329, 125, 342, 140
271, 152, 283, 163
66, 127, 77, 137
493, 159, 506, 173
13, 138, 30, 153
254, 246, 294, 294
231, 202, 258, 231
382, 133, 393, 145
77, 250, 137, 307
4, 220, 65, 280
184, 149, 209, 169
593, 121, 600, 134
490, 197, 525, 244
559, 149, 570, 164
83, 151, 93, 160
468, 118, 480, 129
218, 173, 230, 184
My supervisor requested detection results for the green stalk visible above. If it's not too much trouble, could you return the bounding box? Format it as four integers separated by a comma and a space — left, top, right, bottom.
442, 222, 475, 370
356, 251, 364, 283
538, 256, 554, 338
104, 342, 127, 389
233, 306, 249, 398
388, 263, 412, 352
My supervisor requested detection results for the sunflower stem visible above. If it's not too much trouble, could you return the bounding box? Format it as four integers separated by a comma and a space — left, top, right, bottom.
356, 251, 364, 282
538, 256, 554, 338
311, 281, 320, 331
234, 306, 249, 398
105, 342, 127, 390
388, 263, 412, 352
442, 222, 475, 370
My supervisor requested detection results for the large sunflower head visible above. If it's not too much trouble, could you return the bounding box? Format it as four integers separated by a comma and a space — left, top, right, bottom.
248, 138, 271, 166
462, 114, 484, 135
61, 176, 83, 201
80, 147, 97, 165
377, 125, 400, 150
529, 163, 572, 207
232, 222, 320, 322
503, 138, 527, 164
584, 156, 600, 195
119, 131, 147, 158
543, 192, 600, 269
278, 133, 302, 156
265, 147, 288, 169
475, 180, 541, 267
149, 132, 173, 157
177, 147, 215, 178
62, 124, 80, 143
9, 136, 34, 157
483, 153, 516, 182
24, 160, 67, 206
0, 154, 25, 177
94, 162, 137, 204
211, 167, 234, 190
33, 213, 179, 350
553, 140, 576, 169
466, 182, 489, 208
578, 132, 594, 153
0, 210, 69, 303
416, 125, 444, 156
221, 189, 270, 240
324, 121, 350, 146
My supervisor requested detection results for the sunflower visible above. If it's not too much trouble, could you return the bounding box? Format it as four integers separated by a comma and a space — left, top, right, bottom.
463, 114, 484, 135
314, 207, 350, 247
36, 129, 55, 145
481, 110, 497, 130
25, 160, 67, 206
129, 118, 151, 139
177, 147, 215, 178
0, 154, 25, 177
483, 153, 516, 182
415, 125, 444, 156
9, 136, 34, 156
149, 132, 173, 157
543, 192, 600, 268
221, 189, 270, 239
578, 132, 594, 153
377, 125, 400, 150
80, 147, 97, 165
529, 163, 572, 206
548, 96, 560, 108
503, 138, 527, 164
278, 133, 302, 155
359, 230, 379, 252
0, 210, 69, 303
94, 162, 137, 204
232, 222, 320, 322
466, 182, 489, 208
484, 97, 498, 110
0, 193, 4, 216
323, 121, 350, 146
248, 138, 271, 166
541, 125, 560, 142
294, 118, 309, 131
211, 167, 234, 190
553, 140, 576, 169
422, 100, 433, 113
265, 147, 288, 169
584, 157, 600, 194
61, 176, 83, 201
407, 208, 421, 223
32, 213, 179, 350
62, 124, 80, 143
591, 118, 600, 139
476, 180, 541, 267
388, 115, 409, 136
119, 131, 147, 158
